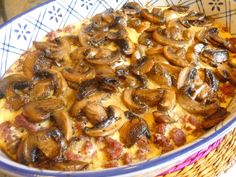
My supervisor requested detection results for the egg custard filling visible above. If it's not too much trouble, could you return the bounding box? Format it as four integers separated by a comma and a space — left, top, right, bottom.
0, 2, 236, 171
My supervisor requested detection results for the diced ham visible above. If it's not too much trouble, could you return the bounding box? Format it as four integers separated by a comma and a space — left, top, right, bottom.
154, 123, 166, 135
220, 83, 235, 97
104, 137, 123, 160
14, 114, 37, 132
64, 151, 83, 161
0, 121, 20, 154
170, 128, 186, 146
122, 152, 132, 165
104, 160, 119, 168
135, 137, 150, 160
154, 133, 174, 153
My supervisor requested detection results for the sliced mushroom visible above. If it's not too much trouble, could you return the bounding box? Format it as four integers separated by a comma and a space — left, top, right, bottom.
48, 68, 68, 96
122, 2, 142, 14
94, 65, 115, 77
33, 41, 70, 61
0, 74, 31, 99
97, 76, 120, 93
120, 118, 150, 147
114, 38, 135, 56
62, 66, 96, 84
4, 89, 25, 111
134, 88, 165, 107
30, 79, 53, 99
23, 99, 64, 122
186, 43, 205, 65
153, 28, 193, 48
53, 110, 73, 141
145, 45, 163, 56
202, 107, 229, 129
177, 87, 219, 115
180, 11, 213, 28
205, 69, 219, 92
153, 111, 176, 123
141, 9, 165, 24
122, 88, 147, 114
138, 32, 154, 46
70, 47, 89, 61
83, 103, 107, 125
169, 6, 189, 13
84, 105, 126, 137
148, 64, 175, 87
70, 92, 109, 117
77, 79, 98, 100
85, 48, 121, 65
22, 51, 45, 78
200, 46, 228, 66
157, 88, 176, 112
216, 63, 236, 85
131, 56, 155, 75
17, 128, 63, 164
163, 46, 190, 67
177, 67, 197, 89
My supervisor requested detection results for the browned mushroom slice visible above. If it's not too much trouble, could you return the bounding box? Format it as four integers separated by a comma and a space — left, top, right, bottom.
186, 43, 205, 64
4, 89, 25, 111
134, 88, 165, 107
131, 45, 146, 64
177, 87, 219, 115
62, 66, 96, 84
120, 118, 150, 147
50, 161, 88, 171
216, 63, 236, 85
94, 65, 115, 77
53, 110, 73, 141
148, 64, 174, 87
180, 11, 213, 28
141, 9, 165, 24
83, 103, 107, 125
157, 88, 176, 112
0, 74, 31, 99
23, 99, 64, 122
169, 6, 189, 13
145, 45, 164, 56
97, 76, 120, 92
33, 41, 69, 60
48, 68, 68, 96
70, 92, 109, 117
114, 38, 135, 56
138, 32, 154, 46
163, 46, 190, 67
76, 79, 98, 100
132, 56, 155, 75
122, 2, 142, 14
153, 111, 176, 123
70, 47, 89, 61
85, 48, 121, 65
84, 105, 126, 137
200, 46, 228, 66
17, 128, 63, 164
122, 88, 147, 114
30, 79, 53, 99
225, 38, 236, 53
22, 51, 45, 78
202, 107, 229, 129
177, 67, 197, 89
205, 69, 219, 92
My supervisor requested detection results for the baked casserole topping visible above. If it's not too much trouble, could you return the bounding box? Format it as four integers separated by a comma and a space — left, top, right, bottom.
0, 2, 236, 170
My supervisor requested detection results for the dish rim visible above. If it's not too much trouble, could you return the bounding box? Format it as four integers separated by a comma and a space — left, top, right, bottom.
0, 0, 236, 176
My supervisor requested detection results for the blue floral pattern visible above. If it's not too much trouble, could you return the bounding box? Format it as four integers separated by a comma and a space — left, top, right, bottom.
208, 0, 224, 12
81, 0, 93, 10
48, 5, 62, 23
14, 23, 31, 41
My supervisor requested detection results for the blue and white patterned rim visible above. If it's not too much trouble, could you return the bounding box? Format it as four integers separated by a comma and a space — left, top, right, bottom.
0, 0, 236, 176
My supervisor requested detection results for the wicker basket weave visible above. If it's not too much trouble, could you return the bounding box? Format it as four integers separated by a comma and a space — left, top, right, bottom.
159, 128, 236, 177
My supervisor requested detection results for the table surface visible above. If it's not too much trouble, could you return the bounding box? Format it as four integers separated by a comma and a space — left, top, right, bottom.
0, 0, 235, 176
